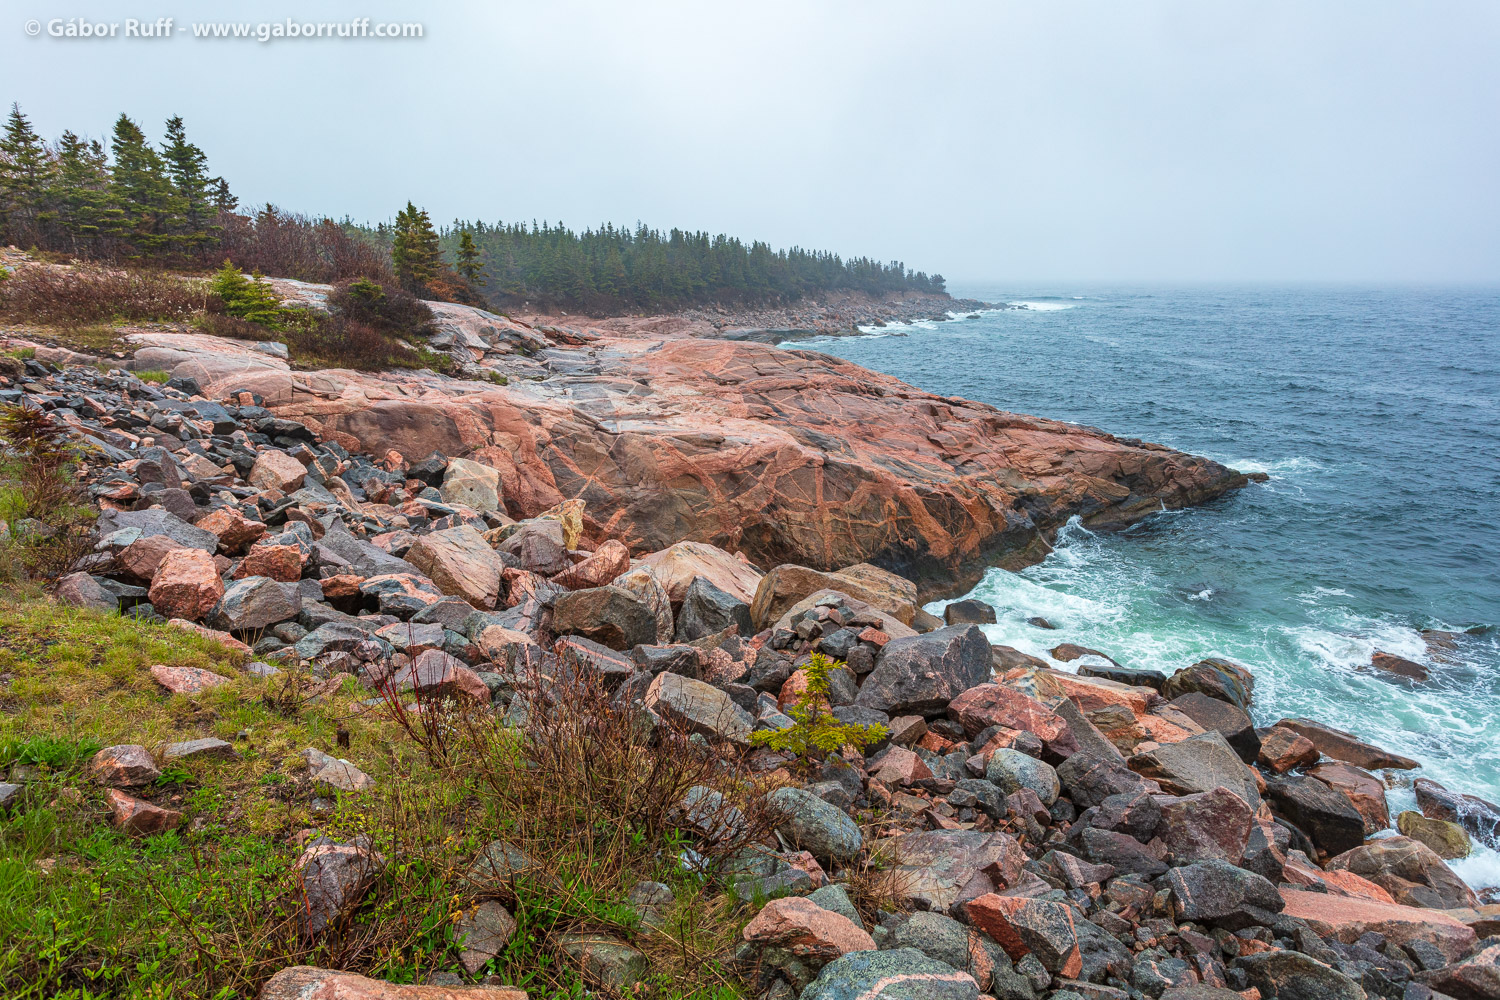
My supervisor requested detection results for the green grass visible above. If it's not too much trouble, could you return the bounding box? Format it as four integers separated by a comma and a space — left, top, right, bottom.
0, 595, 758, 999
133, 370, 170, 384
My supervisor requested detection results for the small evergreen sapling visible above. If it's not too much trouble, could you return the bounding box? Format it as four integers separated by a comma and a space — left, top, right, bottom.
749, 652, 887, 760
209, 259, 284, 329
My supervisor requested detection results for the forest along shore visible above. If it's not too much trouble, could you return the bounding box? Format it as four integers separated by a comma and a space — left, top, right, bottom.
5, 265, 1500, 998
508, 287, 993, 343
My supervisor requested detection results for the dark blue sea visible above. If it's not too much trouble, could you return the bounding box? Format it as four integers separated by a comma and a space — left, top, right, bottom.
790, 285, 1500, 885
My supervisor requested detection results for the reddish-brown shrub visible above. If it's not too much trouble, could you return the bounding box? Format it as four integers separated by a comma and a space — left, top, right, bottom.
218, 206, 395, 285
0, 265, 213, 326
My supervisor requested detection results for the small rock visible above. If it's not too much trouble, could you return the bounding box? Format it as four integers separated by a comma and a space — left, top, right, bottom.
248, 449, 307, 492
161, 737, 238, 763
455, 899, 518, 974
89, 744, 161, 787
556, 931, 648, 989
986, 748, 1060, 805
302, 748, 375, 792
943, 599, 996, 625
147, 547, 224, 621
105, 788, 183, 835
1257, 725, 1320, 773
439, 457, 502, 512
295, 838, 385, 935
258, 967, 524, 1000
150, 664, 232, 696
1370, 650, 1430, 682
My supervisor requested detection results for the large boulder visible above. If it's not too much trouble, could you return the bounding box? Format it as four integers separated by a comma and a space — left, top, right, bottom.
752, 563, 918, 628
1421, 937, 1500, 1000
948, 683, 1078, 759
1263, 774, 1366, 857
764, 786, 863, 863
98, 507, 218, 552
1233, 950, 1366, 1000
1414, 777, 1500, 850
674, 576, 753, 641
638, 540, 763, 604
942, 599, 996, 625
206, 576, 300, 632
1163, 858, 1284, 930
1279, 888, 1478, 962
1167, 692, 1260, 762
966, 893, 1082, 978
741, 896, 875, 987
405, 525, 506, 609
551, 585, 658, 651
644, 672, 753, 744
1273, 717, 1419, 770
147, 548, 224, 621
1154, 786, 1254, 865
1306, 762, 1390, 834
873, 829, 1026, 913
854, 625, 991, 716
1128, 731, 1260, 810
194, 508, 266, 555
439, 456, 502, 512
1161, 657, 1254, 710
551, 539, 631, 591
1326, 836, 1480, 909
611, 564, 674, 644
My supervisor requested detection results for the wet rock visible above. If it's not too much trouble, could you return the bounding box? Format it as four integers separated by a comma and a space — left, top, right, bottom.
947, 683, 1078, 759
1168, 692, 1260, 762
854, 625, 991, 716
147, 547, 224, 621
1155, 785, 1254, 865
764, 786, 862, 862
967, 894, 1082, 978
150, 663, 231, 696
1326, 836, 1480, 909
295, 837, 385, 935
1075, 662, 1169, 691
551, 585, 657, 650
1264, 774, 1367, 857
303, 748, 375, 793
1164, 858, 1284, 930
393, 649, 490, 702
1234, 949, 1365, 1000
675, 575, 753, 641
644, 672, 753, 744
1414, 777, 1500, 850
943, 599, 996, 625
799, 947, 981, 1000
248, 449, 306, 492
1161, 657, 1254, 710
1396, 810, 1470, 859
405, 525, 505, 609
1257, 725, 1320, 773
1279, 887, 1478, 963
1059, 751, 1159, 809
207, 575, 300, 632
1370, 650, 1430, 682
1129, 731, 1260, 810
438, 456, 502, 512
1273, 717, 1419, 770
105, 789, 183, 836
90, 744, 160, 788
1306, 762, 1390, 835
1049, 643, 1119, 666
986, 748, 1060, 806
455, 899, 517, 974
1079, 826, 1168, 878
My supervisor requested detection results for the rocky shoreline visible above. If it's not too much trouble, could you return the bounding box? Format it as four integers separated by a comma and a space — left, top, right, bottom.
4, 286, 1499, 998
507, 288, 994, 344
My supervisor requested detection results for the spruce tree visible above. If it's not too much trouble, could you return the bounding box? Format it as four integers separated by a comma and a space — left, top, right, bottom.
160, 115, 217, 258
456, 229, 484, 285
105, 114, 179, 258
0, 104, 53, 247
391, 201, 441, 292
47, 131, 110, 257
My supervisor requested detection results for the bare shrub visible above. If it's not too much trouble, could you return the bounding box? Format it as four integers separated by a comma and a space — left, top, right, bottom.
0, 265, 213, 326
219, 207, 394, 285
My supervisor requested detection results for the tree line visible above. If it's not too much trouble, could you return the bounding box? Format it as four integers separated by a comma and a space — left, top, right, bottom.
2, 102, 948, 313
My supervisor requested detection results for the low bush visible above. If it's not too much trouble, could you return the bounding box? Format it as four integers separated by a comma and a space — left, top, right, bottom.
749, 652, 887, 762
191, 311, 282, 343
0, 403, 94, 579
282, 314, 450, 374
329, 277, 435, 338
209, 260, 286, 329
0, 265, 213, 327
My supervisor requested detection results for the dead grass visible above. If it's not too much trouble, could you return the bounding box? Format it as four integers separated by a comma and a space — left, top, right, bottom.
0, 265, 214, 327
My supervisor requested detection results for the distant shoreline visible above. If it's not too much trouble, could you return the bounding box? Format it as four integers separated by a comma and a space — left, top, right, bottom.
506, 289, 995, 344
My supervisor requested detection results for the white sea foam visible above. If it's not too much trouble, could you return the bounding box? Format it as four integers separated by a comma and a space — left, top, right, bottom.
1213, 456, 1327, 478
1008, 300, 1074, 311
1451, 843, 1500, 889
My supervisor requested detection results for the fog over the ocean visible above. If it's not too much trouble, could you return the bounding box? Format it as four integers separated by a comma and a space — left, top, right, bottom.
5, 0, 1499, 284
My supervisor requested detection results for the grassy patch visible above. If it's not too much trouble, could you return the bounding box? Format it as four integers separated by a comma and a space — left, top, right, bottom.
134, 370, 170, 384
0, 596, 762, 998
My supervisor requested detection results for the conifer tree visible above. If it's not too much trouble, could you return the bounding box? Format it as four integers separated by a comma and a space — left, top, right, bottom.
0, 104, 53, 247
160, 115, 217, 258
47, 131, 110, 256
104, 114, 179, 257
456, 229, 484, 285
391, 201, 441, 292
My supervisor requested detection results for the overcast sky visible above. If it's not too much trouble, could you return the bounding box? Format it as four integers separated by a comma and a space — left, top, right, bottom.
6, 1, 1499, 285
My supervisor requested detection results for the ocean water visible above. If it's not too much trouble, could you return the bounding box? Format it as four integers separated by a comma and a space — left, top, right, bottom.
792, 285, 1500, 884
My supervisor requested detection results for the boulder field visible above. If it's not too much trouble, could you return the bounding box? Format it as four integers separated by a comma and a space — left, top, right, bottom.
10, 310, 1497, 999
76, 283, 1249, 602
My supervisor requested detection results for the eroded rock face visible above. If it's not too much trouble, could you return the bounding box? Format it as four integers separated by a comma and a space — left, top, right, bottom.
186, 332, 1246, 600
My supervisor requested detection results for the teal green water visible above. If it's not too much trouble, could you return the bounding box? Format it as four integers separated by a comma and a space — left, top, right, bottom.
793, 286, 1500, 885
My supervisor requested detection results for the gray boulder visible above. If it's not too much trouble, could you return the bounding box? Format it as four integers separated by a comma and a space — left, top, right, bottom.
855, 625, 991, 715
552, 585, 657, 651
800, 948, 982, 1000
674, 576, 753, 641
764, 786, 863, 862
207, 576, 300, 632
